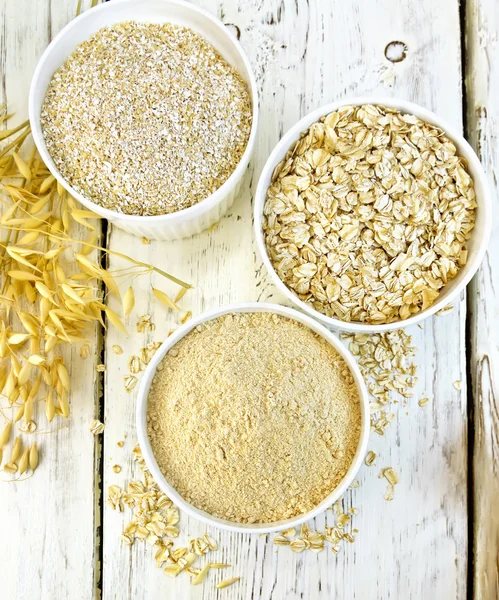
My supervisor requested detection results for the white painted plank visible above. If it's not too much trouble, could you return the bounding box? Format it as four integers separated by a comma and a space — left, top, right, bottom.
102, 1, 468, 599
465, 1, 499, 598
0, 2, 100, 599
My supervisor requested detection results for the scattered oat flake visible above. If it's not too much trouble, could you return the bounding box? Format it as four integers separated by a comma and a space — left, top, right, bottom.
364, 450, 377, 466
90, 419, 105, 435
349, 479, 360, 489
121, 533, 133, 546
203, 532, 218, 551
337, 513, 350, 528
128, 355, 142, 374
113, 464, 122, 473
290, 539, 307, 553
281, 527, 296, 538
137, 314, 155, 333
382, 467, 399, 486
124, 375, 138, 392
164, 564, 182, 578
342, 329, 418, 437
174, 286, 189, 303
80, 343, 91, 359
418, 397, 429, 407
453, 380, 462, 390
112, 345, 123, 355
96, 363, 105, 372
273, 536, 290, 546
117, 441, 124, 448
436, 304, 454, 315
142, 237, 150, 245
107, 485, 124, 511
384, 483, 395, 501
372, 411, 396, 436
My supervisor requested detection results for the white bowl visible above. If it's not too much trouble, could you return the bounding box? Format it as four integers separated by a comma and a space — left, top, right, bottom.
136, 302, 370, 534
29, 0, 258, 241
254, 97, 492, 333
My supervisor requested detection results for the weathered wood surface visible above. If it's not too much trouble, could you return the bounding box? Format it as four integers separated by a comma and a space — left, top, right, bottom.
466, 1, 499, 598
3, 0, 497, 598
0, 2, 101, 600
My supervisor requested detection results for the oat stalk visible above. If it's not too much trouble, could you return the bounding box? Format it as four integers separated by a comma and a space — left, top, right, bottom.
0, 110, 190, 478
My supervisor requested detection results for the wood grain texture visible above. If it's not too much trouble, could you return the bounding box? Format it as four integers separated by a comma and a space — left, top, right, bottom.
0, 2, 101, 599
465, 1, 499, 598
101, 1, 469, 599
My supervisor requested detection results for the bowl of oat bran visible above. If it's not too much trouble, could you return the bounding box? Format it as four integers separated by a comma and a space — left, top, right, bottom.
136, 303, 369, 534
29, 0, 258, 240
254, 98, 491, 333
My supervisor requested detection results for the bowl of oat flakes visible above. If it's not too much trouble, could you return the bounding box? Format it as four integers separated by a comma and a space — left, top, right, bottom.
136, 303, 370, 533
29, 0, 258, 240
254, 98, 491, 332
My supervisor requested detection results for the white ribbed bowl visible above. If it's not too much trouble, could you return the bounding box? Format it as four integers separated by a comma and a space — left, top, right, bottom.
254, 97, 492, 333
29, 0, 258, 240
136, 302, 370, 534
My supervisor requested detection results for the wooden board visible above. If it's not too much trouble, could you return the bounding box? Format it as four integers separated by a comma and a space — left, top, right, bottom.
0, 2, 101, 599
101, 1, 468, 598
4, 0, 497, 598
465, 1, 499, 598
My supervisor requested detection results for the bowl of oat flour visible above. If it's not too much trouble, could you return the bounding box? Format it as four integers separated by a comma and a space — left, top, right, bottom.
137, 303, 369, 534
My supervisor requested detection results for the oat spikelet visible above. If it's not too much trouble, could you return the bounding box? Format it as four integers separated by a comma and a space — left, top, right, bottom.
0, 108, 190, 481
105, 307, 127, 335
12, 151, 32, 180
57, 362, 70, 391
123, 287, 135, 317
23, 398, 34, 423
174, 286, 188, 303
10, 436, 22, 464
216, 577, 240, 589
0, 422, 12, 447
192, 563, 211, 586
152, 287, 179, 311
45, 392, 56, 423
59, 392, 70, 418
29, 443, 38, 471
18, 447, 30, 474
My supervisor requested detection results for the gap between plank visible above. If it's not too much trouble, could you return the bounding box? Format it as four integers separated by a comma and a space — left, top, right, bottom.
459, 0, 475, 598
93, 213, 109, 598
